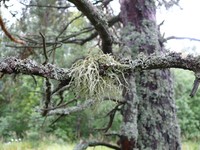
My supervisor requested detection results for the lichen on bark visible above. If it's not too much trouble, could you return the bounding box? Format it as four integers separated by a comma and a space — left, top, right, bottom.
120, 0, 181, 149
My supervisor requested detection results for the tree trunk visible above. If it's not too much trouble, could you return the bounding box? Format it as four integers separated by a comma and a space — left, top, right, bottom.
119, 0, 181, 149
120, 74, 138, 149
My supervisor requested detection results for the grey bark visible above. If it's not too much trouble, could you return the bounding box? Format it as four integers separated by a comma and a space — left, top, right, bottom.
68, 0, 113, 54
120, 0, 181, 149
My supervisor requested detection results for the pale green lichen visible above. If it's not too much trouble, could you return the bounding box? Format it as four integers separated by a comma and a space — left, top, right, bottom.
68, 51, 129, 101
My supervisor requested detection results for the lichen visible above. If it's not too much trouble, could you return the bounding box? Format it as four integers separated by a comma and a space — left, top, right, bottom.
68, 51, 129, 102
120, 20, 159, 59
121, 121, 138, 140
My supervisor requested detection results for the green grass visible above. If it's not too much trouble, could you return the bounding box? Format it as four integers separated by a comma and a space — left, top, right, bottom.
0, 142, 72, 150
182, 141, 200, 150
0, 141, 199, 150
0, 141, 112, 150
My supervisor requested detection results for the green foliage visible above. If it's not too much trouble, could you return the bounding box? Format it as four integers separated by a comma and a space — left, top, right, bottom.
182, 141, 200, 150
0, 76, 43, 140
173, 69, 200, 140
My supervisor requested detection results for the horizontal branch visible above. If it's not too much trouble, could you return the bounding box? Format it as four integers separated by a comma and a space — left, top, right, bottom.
131, 52, 200, 72
20, 2, 71, 9
0, 52, 200, 110
88, 141, 120, 150
0, 52, 199, 117
73, 140, 120, 150
164, 36, 200, 42
0, 57, 69, 81
45, 99, 96, 116
0, 52, 199, 81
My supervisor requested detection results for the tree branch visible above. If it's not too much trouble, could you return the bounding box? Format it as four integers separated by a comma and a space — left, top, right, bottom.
88, 141, 120, 150
0, 57, 70, 81
1, 52, 200, 101
131, 52, 200, 72
20, 2, 71, 9
164, 36, 200, 42
0, 15, 25, 45
42, 78, 52, 116
1, 52, 200, 80
190, 78, 200, 97
67, 0, 113, 54
39, 32, 48, 64
56, 14, 83, 39
44, 99, 96, 116
73, 140, 120, 150
80, 14, 120, 45
102, 0, 114, 7
97, 104, 121, 132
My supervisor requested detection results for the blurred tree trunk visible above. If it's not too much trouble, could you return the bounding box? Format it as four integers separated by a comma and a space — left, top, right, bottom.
119, 0, 181, 149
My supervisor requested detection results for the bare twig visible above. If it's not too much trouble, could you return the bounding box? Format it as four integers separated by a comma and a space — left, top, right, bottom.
190, 72, 200, 97
44, 99, 96, 116
60, 27, 95, 43
57, 14, 83, 39
56, 91, 65, 106
97, 104, 122, 132
190, 78, 199, 97
42, 78, 52, 116
102, 0, 114, 7
158, 20, 165, 32
51, 79, 71, 95
20, 2, 72, 9
102, 110, 117, 132
164, 36, 200, 42
42, 96, 79, 111
0, 15, 25, 45
50, 114, 64, 126
39, 32, 48, 64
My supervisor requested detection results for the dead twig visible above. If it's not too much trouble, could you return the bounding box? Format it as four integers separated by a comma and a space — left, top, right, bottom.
39, 32, 48, 65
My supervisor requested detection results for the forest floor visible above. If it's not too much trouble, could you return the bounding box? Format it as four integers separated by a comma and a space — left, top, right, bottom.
0, 141, 199, 150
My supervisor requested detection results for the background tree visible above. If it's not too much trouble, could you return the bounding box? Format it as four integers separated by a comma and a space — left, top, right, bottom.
0, 0, 199, 150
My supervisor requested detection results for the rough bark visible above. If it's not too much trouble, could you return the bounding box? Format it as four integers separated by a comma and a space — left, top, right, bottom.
68, 0, 113, 54
120, 74, 138, 149
120, 0, 181, 149
0, 54, 199, 82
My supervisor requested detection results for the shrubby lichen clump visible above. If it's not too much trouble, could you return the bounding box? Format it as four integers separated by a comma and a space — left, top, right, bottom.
69, 51, 129, 101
